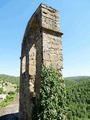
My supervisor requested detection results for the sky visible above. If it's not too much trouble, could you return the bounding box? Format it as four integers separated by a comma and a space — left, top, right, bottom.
0, 0, 90, 77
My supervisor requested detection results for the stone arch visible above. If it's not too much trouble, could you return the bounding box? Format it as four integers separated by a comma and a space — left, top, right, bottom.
19, 4, 63, 120
19, 5, 43, 120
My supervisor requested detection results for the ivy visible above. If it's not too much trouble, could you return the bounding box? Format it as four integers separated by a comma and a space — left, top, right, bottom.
32, 66, 66, 120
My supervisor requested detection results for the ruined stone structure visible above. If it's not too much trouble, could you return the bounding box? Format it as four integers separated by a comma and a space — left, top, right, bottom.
19, 4, 63, 120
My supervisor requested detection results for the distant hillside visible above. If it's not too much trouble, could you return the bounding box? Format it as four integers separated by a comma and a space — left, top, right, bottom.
64, 76, 90, 82
0, 74, 19, 86
64, 76, 90, 87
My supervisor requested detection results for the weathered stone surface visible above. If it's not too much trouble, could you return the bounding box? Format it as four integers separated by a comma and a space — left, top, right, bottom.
19, 3, 63, 120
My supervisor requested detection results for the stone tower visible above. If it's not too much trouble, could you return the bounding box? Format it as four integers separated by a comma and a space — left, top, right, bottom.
19, 4, 63, 120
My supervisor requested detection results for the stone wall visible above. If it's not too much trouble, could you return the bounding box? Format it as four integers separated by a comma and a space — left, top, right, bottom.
43, 31, 63, 71
41, 4, 63, 73
19, 4, 63, 120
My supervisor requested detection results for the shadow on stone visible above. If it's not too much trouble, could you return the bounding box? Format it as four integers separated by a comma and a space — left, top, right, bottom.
0, 113, 19, 120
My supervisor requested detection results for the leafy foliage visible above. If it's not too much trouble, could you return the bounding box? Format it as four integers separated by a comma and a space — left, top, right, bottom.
65, 78, 90, 120
0, 94, 16, 108
32, 66, 66, 120
8, 91, 16, 95
0, 88, 3, 94
0, 87, 6, 94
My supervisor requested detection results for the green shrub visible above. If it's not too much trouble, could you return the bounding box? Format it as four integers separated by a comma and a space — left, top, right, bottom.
15, 87, 19, 93
5, 83, 8, 86
0, 87, 3, 94
8, 91, 15, 95
32, 66, 66, 120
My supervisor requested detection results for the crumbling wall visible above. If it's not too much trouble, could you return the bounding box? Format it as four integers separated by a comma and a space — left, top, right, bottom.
41, 4, 63, 73
19, 4, 63, 120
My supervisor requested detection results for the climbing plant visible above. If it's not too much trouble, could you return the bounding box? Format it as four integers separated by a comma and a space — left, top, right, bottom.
32, 66, 67, 120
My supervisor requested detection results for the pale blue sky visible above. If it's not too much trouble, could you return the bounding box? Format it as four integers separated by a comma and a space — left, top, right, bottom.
0, 0, 90, 77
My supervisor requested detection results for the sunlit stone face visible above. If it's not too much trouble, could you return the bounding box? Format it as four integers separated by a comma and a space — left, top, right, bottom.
29, 44, 36, 76
22, 56, 26, 74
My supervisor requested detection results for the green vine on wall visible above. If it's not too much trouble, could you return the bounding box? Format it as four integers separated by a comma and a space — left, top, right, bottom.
32, 66, 67, 120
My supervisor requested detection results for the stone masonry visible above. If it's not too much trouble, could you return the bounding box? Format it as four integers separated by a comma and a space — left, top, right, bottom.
19, 4, 63, 120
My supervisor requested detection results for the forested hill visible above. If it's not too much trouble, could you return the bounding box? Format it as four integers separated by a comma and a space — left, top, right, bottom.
64, 76, 90, 120
0, 74, 90, 119
64, 76, 90, 82
0, 74, 19, 86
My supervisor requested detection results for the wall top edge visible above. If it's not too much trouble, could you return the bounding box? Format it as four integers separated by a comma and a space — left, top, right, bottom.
40, 3, 59, 12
